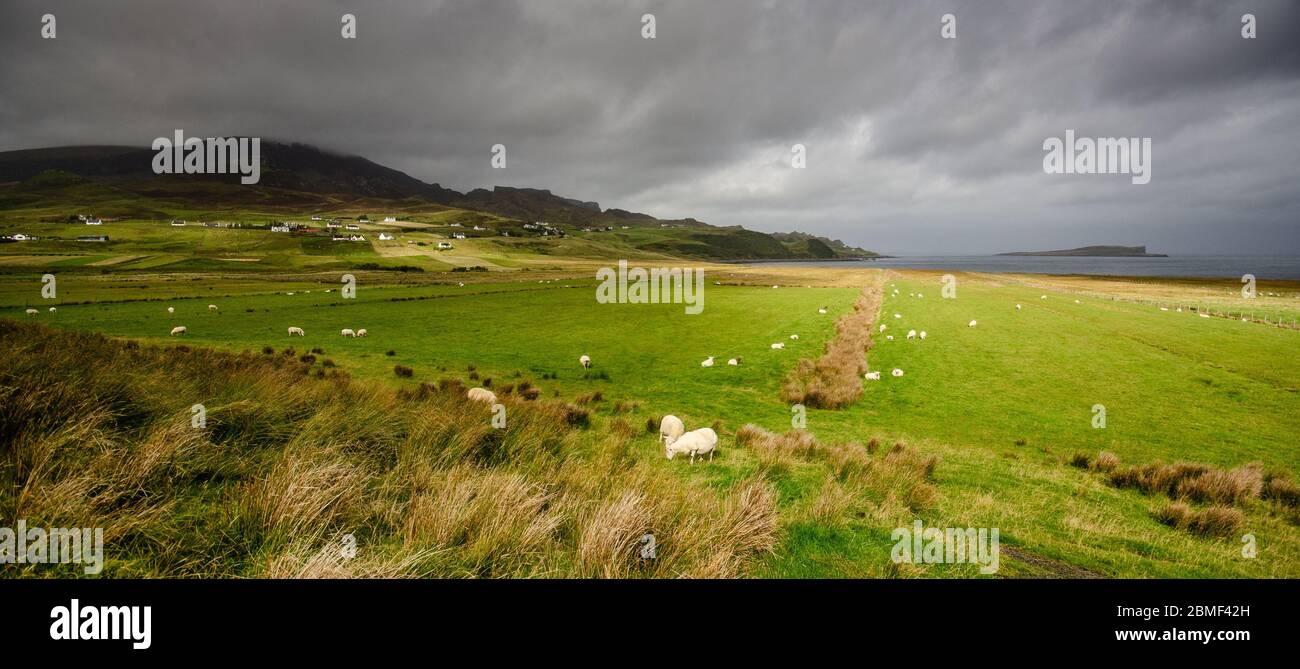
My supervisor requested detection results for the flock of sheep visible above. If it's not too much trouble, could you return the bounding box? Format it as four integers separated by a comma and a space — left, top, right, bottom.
657, 414, 717, 463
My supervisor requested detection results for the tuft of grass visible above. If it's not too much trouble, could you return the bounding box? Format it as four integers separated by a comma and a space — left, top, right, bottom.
1153, 502, 1243, 537
393, 365, 414, 378
781, 282, 881, 409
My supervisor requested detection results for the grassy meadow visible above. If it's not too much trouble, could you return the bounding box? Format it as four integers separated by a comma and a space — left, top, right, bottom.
3, 252, 1298, 578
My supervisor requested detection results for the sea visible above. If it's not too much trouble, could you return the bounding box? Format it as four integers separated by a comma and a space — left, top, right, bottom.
745, 256, 1300, 280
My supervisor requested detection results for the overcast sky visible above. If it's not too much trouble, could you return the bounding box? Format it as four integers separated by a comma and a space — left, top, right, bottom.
2, 0, 1298, 254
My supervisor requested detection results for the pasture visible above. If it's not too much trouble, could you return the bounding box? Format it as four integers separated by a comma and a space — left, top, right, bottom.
5, 267, 1299, 577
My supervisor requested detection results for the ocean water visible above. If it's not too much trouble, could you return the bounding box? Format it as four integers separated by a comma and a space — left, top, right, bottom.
747, 256, 1300, 280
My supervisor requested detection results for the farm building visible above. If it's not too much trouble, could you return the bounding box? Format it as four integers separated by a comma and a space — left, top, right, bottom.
437, 241, 453, 249
77, 235, 109, 242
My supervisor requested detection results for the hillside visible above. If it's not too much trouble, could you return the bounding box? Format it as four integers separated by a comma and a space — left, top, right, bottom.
999, 245, 1167, 257
0, 144, 874, 262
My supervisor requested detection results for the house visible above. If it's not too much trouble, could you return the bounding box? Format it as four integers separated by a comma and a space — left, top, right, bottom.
383, 216, 397, 223
10, 234, 30, 241
310, 216, 322, 221
270, 223, 291, 233
170, 219, 186, 227
348, 234, 366, 242
452, 232, 466, 240
472, 225, 485, 231
449, 223, 462, 227
326, 222, 341, 229
77, 235, 109, 242
437, 241, 454, 249
378, 233, 394, 241
345, 224, 360, 231
85, 218, 103, 226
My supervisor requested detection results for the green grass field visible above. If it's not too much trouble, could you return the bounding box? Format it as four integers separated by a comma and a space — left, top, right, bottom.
7, 265, 1299, 578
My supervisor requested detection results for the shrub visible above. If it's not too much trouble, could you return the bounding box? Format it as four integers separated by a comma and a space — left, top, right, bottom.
1093, 451, 1120, 473
393, 365, 414, 378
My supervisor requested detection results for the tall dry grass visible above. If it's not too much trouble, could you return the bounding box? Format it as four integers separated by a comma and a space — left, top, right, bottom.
0, 320, 778, 578
781, 281, 882, 409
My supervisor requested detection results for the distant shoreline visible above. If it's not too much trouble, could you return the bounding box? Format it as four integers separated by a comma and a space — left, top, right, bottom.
720, 256, 888, 264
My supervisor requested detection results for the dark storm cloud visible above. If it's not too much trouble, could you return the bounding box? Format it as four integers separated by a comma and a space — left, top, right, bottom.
1, 0, 1297, 254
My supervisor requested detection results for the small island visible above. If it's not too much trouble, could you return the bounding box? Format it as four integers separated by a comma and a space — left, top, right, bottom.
998, 245, 1167, 257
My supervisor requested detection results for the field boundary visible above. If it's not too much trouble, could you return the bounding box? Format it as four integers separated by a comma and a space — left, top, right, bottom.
779, 276, 883, 409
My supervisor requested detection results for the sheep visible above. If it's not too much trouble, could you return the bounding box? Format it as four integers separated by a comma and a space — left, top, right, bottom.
893, 313, 902, 319
789, 334, 799, 340
1160, 307, 1169, 312
968, 320, 977, 328
1040, 295, 1047, 299
886, 335, 894, 341
919, 331, 927, 340
770, 343, 785, 350
287, 292, 295, 296
25, 308, 37, 316
917, 293, 923, 298
287, 326, 305, 337
865, 371, 881, 380
1016, 304, 1022, 310
341, 328, 356, 337
727, 357, 742, 366
772, 285, 779, 289
579, 354, 591, 368
208, 304, 218, 311
48, 307, 57, 313
907, 329, 917, 340
817, 307, 828, 314
1198, 313, 1210, 319
467, 387, 497, 404
701, 356, 715, 367
659, 415, 685, 448
170, 326, 187, 336
356, 329, 368, 337
666, 427, 718, 463
891, 368, 904, 377
1074, 299, 1081, 304
167, 307, 175, 314
908, 293, 915, 298
879, 324, 887, 333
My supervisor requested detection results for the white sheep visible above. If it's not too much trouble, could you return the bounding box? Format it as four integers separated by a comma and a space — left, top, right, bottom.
467, 387, 497, 404
579, 354, 591, 368
170, 326, 187, 336
667, 427, 717, 463
772, 285, 779, 289
1040, 295, 1047, 299
1016, 304, 1021, 310
341, 328, 356, 337
48, 307, 57, 313
727, 357, 741, 366
1074, 299, 1080, 304
891, 368, 904, 377
865, 371, 881, 381
701, 356, 715, 367
894, 313, 902, 319
968, 320, 977, 328
919, 331, 927, 340
907, 329, 916, 340
167, 307, 175, 314
659, 415, 685, 448
818, 307, 828, 314
25, 308, 37, 316
917, 293, 923, 298
287, 327, 305, 337
879, 324, 887, 333
789, 334, 799, 340
356, 329, 368, 337
208, 304, 218, 311
770, 343, 785, 350
1198, 313, 1210, 319
886, 335, 894, 341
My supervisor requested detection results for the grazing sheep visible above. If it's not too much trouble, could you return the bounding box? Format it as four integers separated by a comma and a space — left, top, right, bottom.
356, 329, 368, 337
1074, 299, 1081, 304
818, 307, 828, 314
579, 354, 591, 368
879, 324, 887, 333
727, 357, 741, 366
772, 285, 779, 289
770, 343, 785, 350
167, 307, 175, 314
208, 304, 218, 311
25, 308, 37, 316
287, 326, 305, 337
1015, 304, 1022, 310
1160, 307, 1169, 312
789, 334, 799, 340
1198, 313, 1210, 319
908, 293, 915, 298
891, 368, 904, 377
865, 371, 881, 381
659, 415, 685, 447
919, 331, 927, 340
48, 307, 56, 313
886, 335, 894, 341
467, 387, 497, 404
907, 329, 916, 340
917, 293, 923, 298
341, 328, 356, 337
893, 313, 902, 319
170, 326, 187, 336
1040, 295, 1047, 299
968, 320, 977, 328
701, 356, 715, 367
667, 428, 718, 463
287, 292, 295, 296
